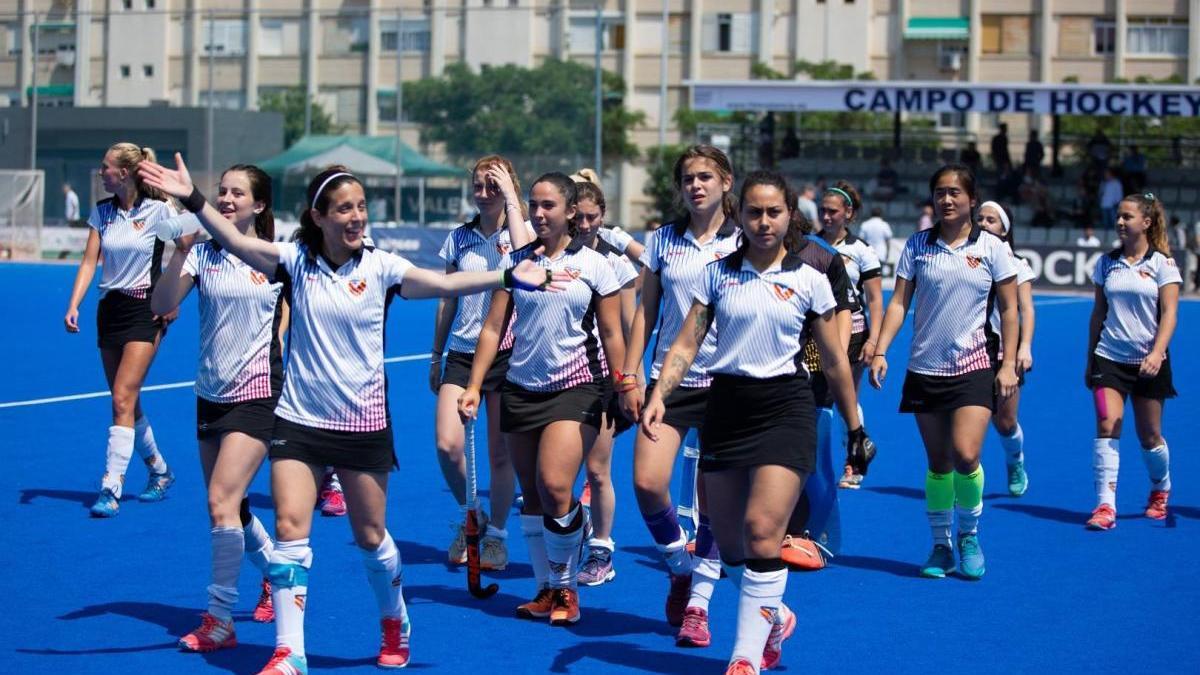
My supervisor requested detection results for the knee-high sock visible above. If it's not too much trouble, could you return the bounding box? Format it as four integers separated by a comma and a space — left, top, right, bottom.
362, 531, 408, 621
925, 471, 955, 547
543, 504, 584, 589
731, 560, 788, 672
1093, 438, 1120, 508
954, 468, 985, 536
1141, 442, 1171, 492
268, 539, 312, 656
240, 501, 274, 574
102, 425, 135, 497
133, 416, 168, 474
689, 514, 721, 612
999, 423, 1024, 465
207, 526, 244, 622
520, 514, 550, 588
645, 507, 691, 576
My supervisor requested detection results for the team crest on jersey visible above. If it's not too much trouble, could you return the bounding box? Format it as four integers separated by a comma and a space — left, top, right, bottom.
496, 242, 512, 255
249, 271, 268, 285
1165, 258, 1176, 267
965, 255, 982, 269
771, 283, 795, 301
564, 266, 582, 280
348, 279, 368, 296
132, 219, 147, 231
1138, 269, 1153, 279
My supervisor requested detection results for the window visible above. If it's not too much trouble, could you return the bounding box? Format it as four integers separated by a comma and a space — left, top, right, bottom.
1094, 20, 1116, 55
120, 64, 131, 78
122, 0, 132, 10
199, 90, 246, 110
204, 19, 246, 56
938, 111, 966, 129
1058, 16, 1092, 57
568, 15, 625, 54
323, 88, 363, 125
981, 15, 1031, 55
325, 17, 368, 54
143, 64, 154, 77
4, 23, 20, 56
702, 13, 755, 54
146, 0, 155, 8
378, 89, 408, 122
260, 18, 301, 56
381, 18, 431, 53
1127, 18, 1187, 56
981, 15, 1001, 54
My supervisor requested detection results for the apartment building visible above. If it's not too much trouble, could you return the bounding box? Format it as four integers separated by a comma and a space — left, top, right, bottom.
2, 1, 1197, 222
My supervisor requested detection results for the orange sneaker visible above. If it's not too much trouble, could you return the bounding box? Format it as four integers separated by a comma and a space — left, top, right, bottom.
252, 578, 274, 623
516, 587, 555, 620
725, 658, 757, 675
549, 587, 581, 626
1086, 504, 1117, 530
257, 646, 307, 674
178, 612, 237, 652
377, 617, 411, 669
781, 535, 828, 571
1145, 490, 1169, 520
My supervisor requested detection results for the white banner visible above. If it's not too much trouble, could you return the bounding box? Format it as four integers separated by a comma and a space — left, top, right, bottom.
689, 80, 1200, 117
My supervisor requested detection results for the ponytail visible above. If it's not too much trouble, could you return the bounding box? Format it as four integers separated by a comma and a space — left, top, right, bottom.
107, 142, 169, 203
1123, 192, 1170, 255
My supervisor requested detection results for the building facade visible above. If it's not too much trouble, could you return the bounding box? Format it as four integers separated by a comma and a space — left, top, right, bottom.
2, 0, 1197, 222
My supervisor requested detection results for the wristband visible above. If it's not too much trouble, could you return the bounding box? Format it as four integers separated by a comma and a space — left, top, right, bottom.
504, 266, 551, 291
181, 185, 207, 213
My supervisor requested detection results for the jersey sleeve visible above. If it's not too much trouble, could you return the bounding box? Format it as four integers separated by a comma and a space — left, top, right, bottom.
380, 250, 415, 288
589, 252, 621, 296
1157, 255, 1183, 287
692, 261, 719, 307
858, 242, 883, 280
990, 237, 1017, 282
895, 237, 916, 281
438, 230, 458, 266
642, 229, 663, 273
1091, 255, 1108, 286
598, 227, 634, 253
612, 255, 639, 288
1016, 257, 1036, 285
826, 255, 854, 312
183, 243, 201, 278
274, 242, 303, 281
804, 269, 837, 320
86, 205, 104, 231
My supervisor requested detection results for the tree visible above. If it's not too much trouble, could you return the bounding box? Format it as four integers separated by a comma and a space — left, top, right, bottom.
259, 87, 338, 147
403, 60, 645, 163
1057, 74, 1200, 165
642, 143, 689, 222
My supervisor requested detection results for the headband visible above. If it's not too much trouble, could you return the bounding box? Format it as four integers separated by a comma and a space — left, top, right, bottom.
311, 172, 354, 209
979, 201, 1010, 234
825, 187, 855, 209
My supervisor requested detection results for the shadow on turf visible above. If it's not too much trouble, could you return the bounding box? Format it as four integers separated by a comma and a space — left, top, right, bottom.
19, 488, 104, 509
549, 640, 727, 673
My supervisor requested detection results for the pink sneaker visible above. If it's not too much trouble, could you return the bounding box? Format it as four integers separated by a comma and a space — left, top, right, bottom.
252, 578, 274, 622
178, 612, 237, 652
725, 658, 756, 675
1086, 504, 1117, 530
666, 573, 691, 627
761, 604, 795, 670
377, 617, 411, 669
1145, 490, 1169, 520
675, 606, 711, 647
318, 471, 347, 517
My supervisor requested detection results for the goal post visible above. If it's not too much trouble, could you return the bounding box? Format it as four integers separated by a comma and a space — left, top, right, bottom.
0, 170, 45, 261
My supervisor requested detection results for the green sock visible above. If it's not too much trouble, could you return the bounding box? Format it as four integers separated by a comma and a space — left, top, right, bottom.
925, 471, 954, 546
954, 468, 985, 535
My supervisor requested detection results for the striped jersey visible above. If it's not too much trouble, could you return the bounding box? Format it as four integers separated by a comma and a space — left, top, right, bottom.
438, 220, 532, 353
988, 245, 1036, 352
1092, 249, 1182, 364
644, 219, 741, 388
184, 241, 285, 403
594, 237, 639, 289
895, 225, 1017, 376
598, 226, 642, 264
502, 239, 621, 391
273, 242, 413, 432
87, 197, 178, 298
830, 232, 882, 334
694, 250, 837, 379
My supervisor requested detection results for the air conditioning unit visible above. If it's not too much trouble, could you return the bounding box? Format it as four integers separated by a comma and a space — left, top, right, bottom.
939, 51, 962, 72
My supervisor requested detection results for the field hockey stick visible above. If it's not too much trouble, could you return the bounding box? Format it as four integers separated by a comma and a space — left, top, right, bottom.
464, 418, 499, 599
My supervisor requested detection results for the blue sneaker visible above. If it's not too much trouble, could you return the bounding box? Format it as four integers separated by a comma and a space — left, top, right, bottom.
919, 543, 955, 578
90, 488, 120, 518
957, 533, 986, 580
1007, 460, 1029, 497
137, 468, 175, 502
258, 646, 307, 674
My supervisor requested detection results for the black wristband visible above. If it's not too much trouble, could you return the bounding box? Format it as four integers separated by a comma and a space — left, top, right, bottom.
502, 267, 515, 289
181, 186, 206, 213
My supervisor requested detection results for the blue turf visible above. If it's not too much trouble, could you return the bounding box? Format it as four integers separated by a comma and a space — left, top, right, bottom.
2, 262, 1198, 674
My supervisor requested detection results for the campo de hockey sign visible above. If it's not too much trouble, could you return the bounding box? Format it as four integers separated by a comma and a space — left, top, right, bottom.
689, 80, 1200, 117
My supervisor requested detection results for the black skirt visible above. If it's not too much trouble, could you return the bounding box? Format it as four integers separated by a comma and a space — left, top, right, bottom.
602, 382, 634, 436
96, 291, 163, 349
899, 369, 996, 414
269, 416, 397, 473
847, 331, 868, 365
500, 380, 606, 433
699, 373, 816, 474
441, 349, 512, 392
197, 396, 279, 442
1089, 354, 1176, 400
645, 379, 710, 431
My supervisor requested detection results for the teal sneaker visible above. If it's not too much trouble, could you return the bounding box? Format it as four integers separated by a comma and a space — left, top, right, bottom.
137, 468, 175, 502
90, 488, 120, 518
258, 646, 308, 674
919, 544, 956, 578
1007, 460, 1029, 497
957, 533, 986, 580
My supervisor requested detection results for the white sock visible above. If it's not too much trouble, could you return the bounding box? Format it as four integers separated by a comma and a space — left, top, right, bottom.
361, 532, 407, 620
722, 561, 745, 591
485, 524, 508, 539
543, 505, 584, 589
999, 423, 1025, 465
656, 527, 693, 577
587, 536, 615, 551
688, 557, 722, 612
102, 425, 135, 498
731, 567, 787, 670
856, 403, 865, 430
207, 526, 244, 622
1141, 442, 1171, 492
133, 416, 168, 474
1093, 438, 1120, 508
520, 514, 550, 588
956, 503, 983, 536
269, 539, 312, 656
243, 514, 274, 574
928, 510, 953, 548
324, 469, 341, 492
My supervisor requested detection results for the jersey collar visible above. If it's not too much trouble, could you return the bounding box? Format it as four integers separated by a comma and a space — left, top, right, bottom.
1106, 247, 1155, 264
671, 216, 738, 241
923, 222, 983, 249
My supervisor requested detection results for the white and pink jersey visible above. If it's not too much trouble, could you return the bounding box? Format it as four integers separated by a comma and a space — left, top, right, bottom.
184, 241, 285, 403
273, 242, 413, 432
502, 239, 620, 392
88, 197, 179, 298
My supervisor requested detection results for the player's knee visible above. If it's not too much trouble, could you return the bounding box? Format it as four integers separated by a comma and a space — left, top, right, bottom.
1096, 416, 1123, 438
354, 527, 386, 551
274, 511, 309, 542
743, 514, 781, 549
110, 388, 138, 418
206, 491, 242, 527
1138, 431, 1164, 449
434, 435, 463, 461
586, 465, 609, 488
992, 413, 1017, 437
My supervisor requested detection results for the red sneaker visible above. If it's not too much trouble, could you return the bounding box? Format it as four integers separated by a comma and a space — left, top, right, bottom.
178, 612, 237, 652
1145, 490, 1169, 520
1086, 504, 1117, 530
761, 604, 796, 670
666, 573, 692, 627
725, 658, 757, 675
675, 606, 711, 647
253, 578, 274, 623
377, 617, 411, 669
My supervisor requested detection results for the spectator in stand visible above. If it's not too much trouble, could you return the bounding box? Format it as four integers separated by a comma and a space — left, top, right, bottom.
1122, 145, 1148, 193
797, 184, 819, 227
859, 207, 894, 267
1076, 226, 1102, 248
1191, 217, 1200, 293
917, 203, 934, 232
1099, 167, 1124, 230
1063, 180, 1093, 230
1023, 130, 1044, 178
873, 158, 900, 202
959, 142, 982, 177
1087, 129, 1112, 168
63, 183, 81, 226
991, 123, 1012, 174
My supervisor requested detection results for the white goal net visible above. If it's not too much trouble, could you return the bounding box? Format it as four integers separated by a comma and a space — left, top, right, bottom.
0, 170, 45, 260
